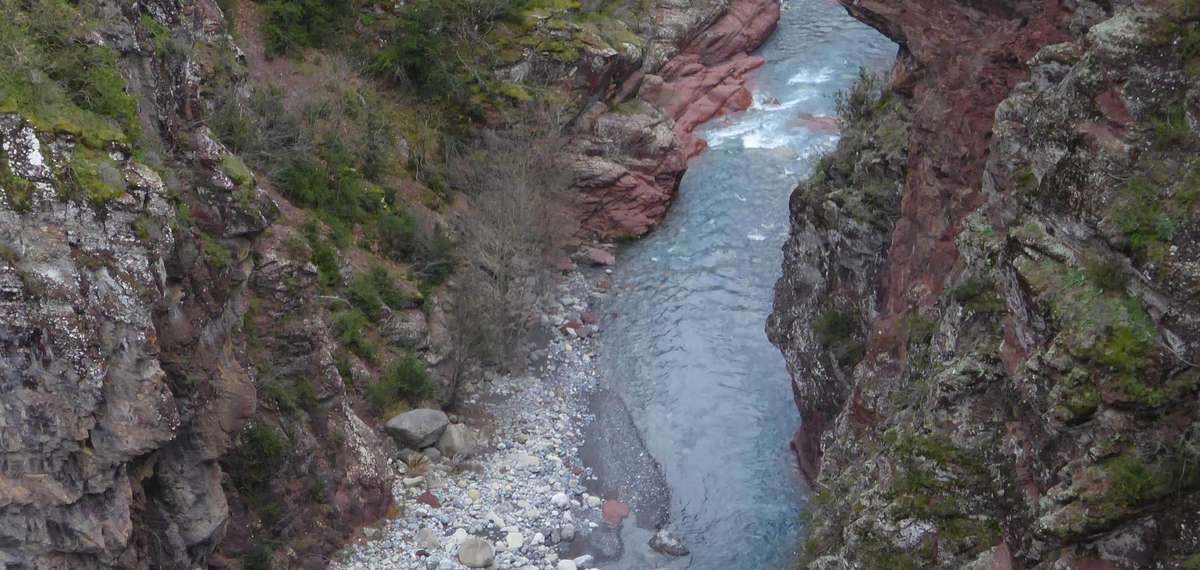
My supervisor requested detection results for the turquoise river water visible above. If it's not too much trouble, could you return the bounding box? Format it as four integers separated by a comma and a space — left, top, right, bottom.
586, 2, 893, 568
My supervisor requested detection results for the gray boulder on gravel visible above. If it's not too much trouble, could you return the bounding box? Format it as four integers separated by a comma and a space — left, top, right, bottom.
385, 409, 448, 449
457, 537, 495, 568
435, 423, 478, 458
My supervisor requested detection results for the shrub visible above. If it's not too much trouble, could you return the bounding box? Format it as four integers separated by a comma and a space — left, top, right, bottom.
366, 264, 413, 308
1153, 103, 1195, 151
834, 68, 886, 125
228, 423, 288, 495
1106, 453, 1168, 506
221, 154, 254, 187
302, 220, 340, 287
905, 314, 937, 345
211, 85, 308, 165
369, 0, 534, 113
333, 309, 375, 361
1, 157, 35, 212
242, 543, 274, 570
1084, 256, 1128, 293
378, 211, 418, 259
311, 239, 339, 287
1094, 322, 1154, 375
365, 353, 436, 413
201, 233, 233, 270
349, 264, 413, 320
306, 478, 326, 502
68, 146, 125, 205
334, 350, 354, 384
266, 379, 318, 415
141, 14, 171, 56
276, 141, 385, 225
260, 0, 354, 57
416, 223, 455, 285
1114, 175, 1180, 262
813, 308, 864, 366
348, 276, 386, 320
0, 244, 18, 265
378, 211, 455, 284
952, 275, 1005, 313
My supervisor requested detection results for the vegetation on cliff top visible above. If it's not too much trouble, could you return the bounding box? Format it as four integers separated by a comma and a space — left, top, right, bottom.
0, 0, 140, 147
0, 0, 148, 206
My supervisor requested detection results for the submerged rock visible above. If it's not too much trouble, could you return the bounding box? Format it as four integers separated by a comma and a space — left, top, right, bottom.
585, 522, 624, 561
649, 528, 690, 556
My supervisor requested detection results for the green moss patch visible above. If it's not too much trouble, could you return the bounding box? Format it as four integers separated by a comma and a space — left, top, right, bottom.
882, 431, 1000, 557
0, 157, 35, 212
68, 146, 125, 205
201, 233, 234, 270
221, 153, 254, 188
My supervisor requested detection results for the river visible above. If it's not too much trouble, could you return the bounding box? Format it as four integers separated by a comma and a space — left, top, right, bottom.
581, 2, 893, 568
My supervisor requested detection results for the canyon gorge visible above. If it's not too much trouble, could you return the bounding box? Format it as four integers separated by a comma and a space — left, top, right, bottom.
1, 0, 1199, 569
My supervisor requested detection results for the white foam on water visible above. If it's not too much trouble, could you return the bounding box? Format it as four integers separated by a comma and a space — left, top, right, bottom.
751, 89, 817, 112
703, 120, 759, 148
787, 67, 833, 85
742, 129, 793, 150
750, 94, 797, 111
746, 231, 768, 241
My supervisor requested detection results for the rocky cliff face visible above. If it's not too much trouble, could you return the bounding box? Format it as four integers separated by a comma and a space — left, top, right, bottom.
0, 1, 403, 568
0, 1, 281, 567
0, 0, 778, 568
770, 0, 1200, 568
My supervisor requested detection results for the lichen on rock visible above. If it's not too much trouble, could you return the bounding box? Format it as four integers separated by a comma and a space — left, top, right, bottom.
772, 0, 1200, 567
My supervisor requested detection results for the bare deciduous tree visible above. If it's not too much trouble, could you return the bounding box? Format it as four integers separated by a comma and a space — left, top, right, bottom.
445, 112, 573, 390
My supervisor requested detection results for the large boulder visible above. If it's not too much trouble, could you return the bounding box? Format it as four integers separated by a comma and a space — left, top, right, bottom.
457, 536, 495, 568
435, 423, 478, 459
385, 409, 448, 449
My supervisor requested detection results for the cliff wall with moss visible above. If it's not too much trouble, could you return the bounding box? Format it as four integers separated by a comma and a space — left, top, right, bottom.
769, 1, 1200, 567
0, 0, 778, 568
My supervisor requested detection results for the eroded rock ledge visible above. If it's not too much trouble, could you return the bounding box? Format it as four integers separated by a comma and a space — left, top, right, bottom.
569, 0, 781, 238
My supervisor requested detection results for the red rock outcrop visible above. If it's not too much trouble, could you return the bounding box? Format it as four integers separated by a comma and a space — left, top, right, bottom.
573, 0, 780, 238
844, 0, 1067, 318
